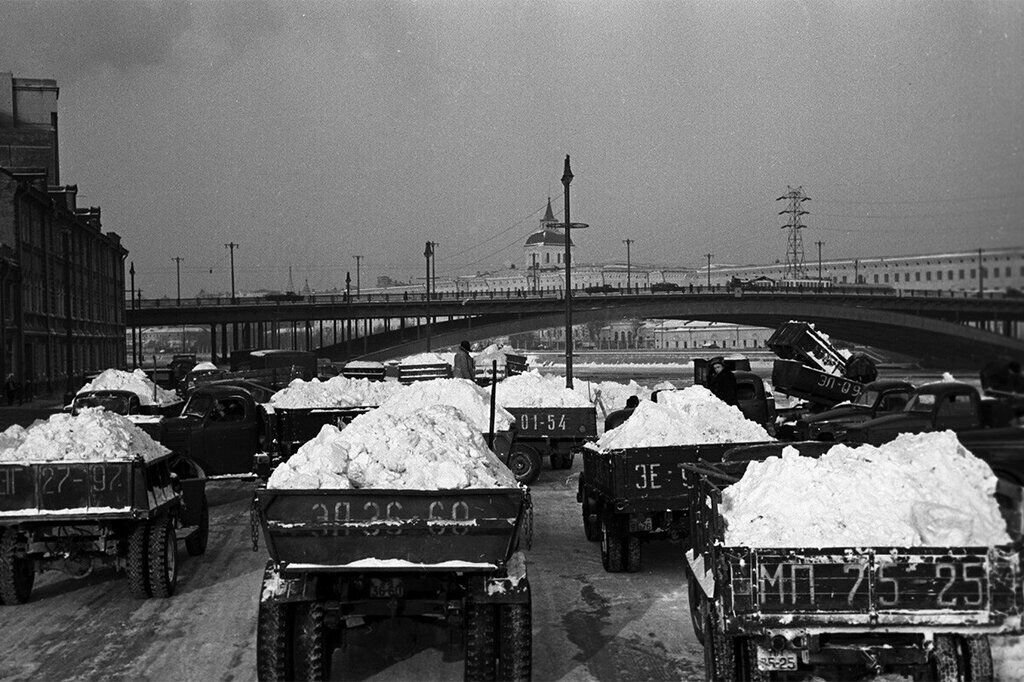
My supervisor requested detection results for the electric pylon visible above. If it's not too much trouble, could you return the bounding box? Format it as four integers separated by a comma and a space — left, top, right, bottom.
776, 186, 811, 279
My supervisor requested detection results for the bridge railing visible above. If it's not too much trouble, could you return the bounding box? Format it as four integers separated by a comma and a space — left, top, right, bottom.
126, 286, 1013, 309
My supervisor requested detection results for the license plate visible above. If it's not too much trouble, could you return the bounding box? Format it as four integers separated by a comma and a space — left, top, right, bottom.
756, 646, 798, 671
369, 579, 404, 598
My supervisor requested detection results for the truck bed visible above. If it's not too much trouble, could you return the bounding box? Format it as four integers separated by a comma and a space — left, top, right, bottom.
507, 406, 597, 440
273, 405, 375, 457
581, 442, 768, 512
254, 486, 528, 569
686, 459, 1024, 634
772, 359, 864, 406
0, 452, 178, 522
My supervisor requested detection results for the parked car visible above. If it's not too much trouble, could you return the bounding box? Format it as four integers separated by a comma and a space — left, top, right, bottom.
583, 284, 617, 294
650, 282, 681, 292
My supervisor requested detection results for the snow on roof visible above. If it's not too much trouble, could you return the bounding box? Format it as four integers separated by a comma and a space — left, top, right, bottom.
0, 409, 170, 463
77, 368, 181, 407
591, 385, 771, 450
723, 431, 1010, 547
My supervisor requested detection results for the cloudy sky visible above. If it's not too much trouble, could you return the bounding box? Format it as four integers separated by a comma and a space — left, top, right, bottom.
2, 1, 1021, 298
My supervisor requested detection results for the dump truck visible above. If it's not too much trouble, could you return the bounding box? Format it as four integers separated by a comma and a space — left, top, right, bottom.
503, 406, 597, 485
251, 484, 532, 681
776, 378, 916, 441
0, 451, 207, 603
684, 441, 1024, 681
577, 440, 772, 573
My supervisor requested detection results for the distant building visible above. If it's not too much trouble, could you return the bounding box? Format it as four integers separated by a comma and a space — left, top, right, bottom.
0, 72, 127, 392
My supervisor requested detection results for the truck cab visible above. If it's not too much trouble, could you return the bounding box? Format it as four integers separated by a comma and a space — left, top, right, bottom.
785, 379, 915, 441
160, 384, 268, 476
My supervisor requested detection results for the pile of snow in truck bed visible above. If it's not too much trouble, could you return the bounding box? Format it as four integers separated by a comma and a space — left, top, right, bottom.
269, 375, 403, 409
722, 431, 1010, 547
77, 368, 181, 407
267, 403, 517, 490
591, 385, 772, 450
399, 352, 450, 366
495, 371, 594, 408
377, 379, 513, 433
0, 409, 170, 463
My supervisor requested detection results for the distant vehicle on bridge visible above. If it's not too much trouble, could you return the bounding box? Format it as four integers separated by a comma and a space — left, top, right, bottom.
583, 284, 618, 294
650, 281, 681, 292
263, 291, 304, 302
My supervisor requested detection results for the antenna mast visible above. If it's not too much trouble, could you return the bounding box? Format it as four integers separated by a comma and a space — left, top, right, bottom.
776, 186, 811, 279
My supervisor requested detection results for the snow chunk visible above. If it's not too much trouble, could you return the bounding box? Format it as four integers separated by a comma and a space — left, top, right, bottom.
722, 431, 1010, 547
77, 368, 181, 407
400, 353, 449, 366
0, 409, 170, 463
267, 404, 517, 490
593, 385, 772, 450
495, 371, 593, 408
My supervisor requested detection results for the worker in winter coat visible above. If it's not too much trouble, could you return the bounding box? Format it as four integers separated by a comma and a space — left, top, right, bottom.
707, 356, 738, 406
453, 340, 476, 379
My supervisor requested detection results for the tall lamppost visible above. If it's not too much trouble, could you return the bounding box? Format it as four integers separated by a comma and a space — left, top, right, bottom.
354, 255, 362, 296
623, 238, 633, 292
978, 248, 984, 298
345, 271, 352, 359
424, 241, 433, 351
705, 253, 713, 288
815, 241, 824, 282
225, 242, 238, 351
129, 261, 137, 367
557, 156, 588, 389
173, 255, 184, 349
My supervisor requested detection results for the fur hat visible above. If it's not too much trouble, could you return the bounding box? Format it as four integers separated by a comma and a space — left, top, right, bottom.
460, 340, 472, 352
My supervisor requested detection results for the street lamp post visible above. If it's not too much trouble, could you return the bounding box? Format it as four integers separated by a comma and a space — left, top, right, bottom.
345, 271, 352, 359
424, 241, 433, 351
354, 255, 362, 296
623, 239, 633, 292
816, 241, 824, 282
129, 261, 137, 367
978, 248, 984, 298
225, 242, 238, 351
562, 157, 574, 389
705, 253, 713, 288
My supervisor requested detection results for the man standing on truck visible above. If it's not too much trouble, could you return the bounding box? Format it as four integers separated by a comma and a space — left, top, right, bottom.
707, 356, 738, 406
453, 340, 476, 379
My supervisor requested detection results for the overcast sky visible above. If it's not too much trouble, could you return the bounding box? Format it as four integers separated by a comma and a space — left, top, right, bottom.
2, 0, 1022, 298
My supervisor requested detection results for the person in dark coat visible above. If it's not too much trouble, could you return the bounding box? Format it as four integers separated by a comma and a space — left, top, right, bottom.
453, 340, 476, 379
707, 356, 738, 406
604, 395, 640, 432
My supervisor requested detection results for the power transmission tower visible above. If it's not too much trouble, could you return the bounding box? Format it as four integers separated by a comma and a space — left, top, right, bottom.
776, 186, 810, 279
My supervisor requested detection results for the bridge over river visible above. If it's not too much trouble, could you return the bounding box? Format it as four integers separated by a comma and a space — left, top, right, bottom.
128, 286, 1024, 368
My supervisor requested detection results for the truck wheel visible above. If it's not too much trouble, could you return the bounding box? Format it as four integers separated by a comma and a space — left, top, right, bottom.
257, 564, 292, 681
126, 523, 151, 598
931, 635, 963, 682
625, 535, 642, 573
600, 518, 626, 573
294, 601, 331, 681
185, 495, 209, 556
0, 529, 33, 605
147, 517, 178, 598
960, 635, 993, 681
737, 639, 769, 682
688, 580, 706, 646
581, 495, 601, 542
507, 445, 541, 485
464, 601, 496, 682
498, 598, 532, 681
703, 609, 737, 682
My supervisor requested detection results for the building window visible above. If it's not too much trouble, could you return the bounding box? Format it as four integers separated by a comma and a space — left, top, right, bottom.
948, 270, 953, 279
937, 271, 942, 281
970, 269, 976, 278
959, 270, 965, 279
926, 272, 931, 281
916, 272, 921, 281
873, 274, 879, 283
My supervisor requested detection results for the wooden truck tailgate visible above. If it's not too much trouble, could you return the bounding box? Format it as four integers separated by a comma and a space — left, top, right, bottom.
507, 406, 597, 439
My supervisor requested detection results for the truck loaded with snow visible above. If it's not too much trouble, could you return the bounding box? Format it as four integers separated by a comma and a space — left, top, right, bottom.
777, 378, 916, 442
840, 380, 1024, 485
251, 403, 532, 682
0, 410, 208, 604
577, 386, 774, 573
686, 433, 1024, 680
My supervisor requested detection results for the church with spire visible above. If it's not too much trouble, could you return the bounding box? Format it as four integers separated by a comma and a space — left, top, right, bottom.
522, 197, 573, 272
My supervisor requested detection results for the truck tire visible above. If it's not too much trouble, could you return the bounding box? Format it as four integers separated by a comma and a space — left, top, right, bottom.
293, 601, 331, 681
931, 635, 963, 682
498, 597, 531, 681
147, 517, 178, 598
688, 579, 706, 646
581, 494, 601, 542
625, 535, 642, 573
257, 563, 292, 681
507, 445, 541, 485
736, 639, 769, 682
600, 517, 626, 573
0, 529, 33, 605
961, 635, 993, 681
464, 601, 497, 682
703, 609, 737, 682
185, 495, 209, 556
126, 523, 151, 598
